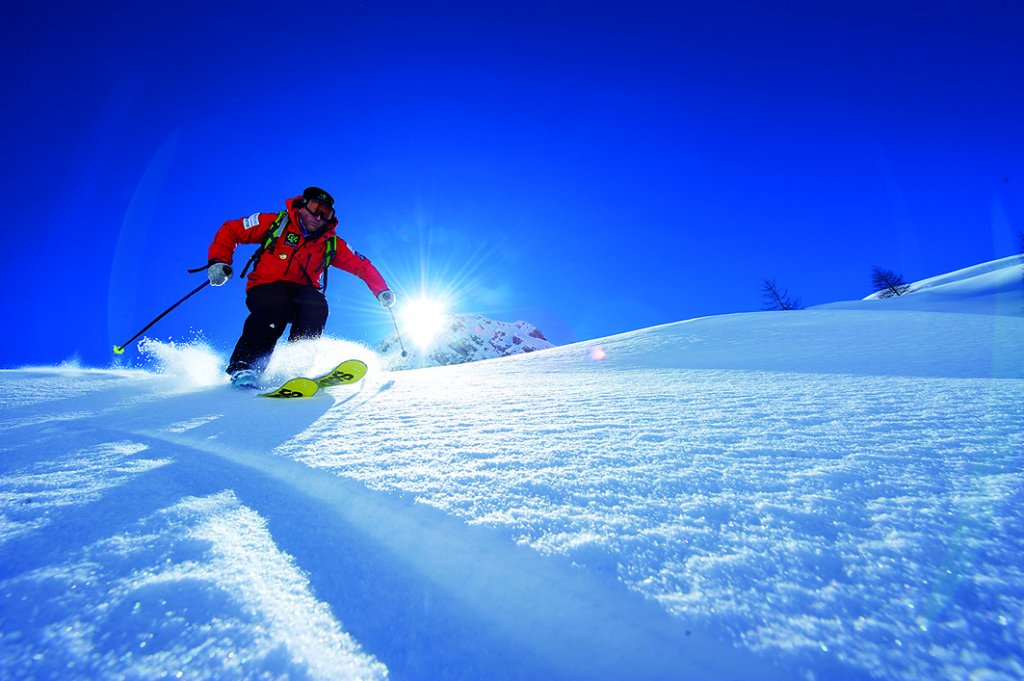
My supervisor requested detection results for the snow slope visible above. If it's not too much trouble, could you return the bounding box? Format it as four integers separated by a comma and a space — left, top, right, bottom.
1, 257, 1022, 680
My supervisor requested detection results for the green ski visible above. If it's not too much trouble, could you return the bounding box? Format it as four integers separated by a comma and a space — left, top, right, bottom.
258, 359, 368, 399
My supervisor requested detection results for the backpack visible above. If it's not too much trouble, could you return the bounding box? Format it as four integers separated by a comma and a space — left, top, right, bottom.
239, 211, 339, 292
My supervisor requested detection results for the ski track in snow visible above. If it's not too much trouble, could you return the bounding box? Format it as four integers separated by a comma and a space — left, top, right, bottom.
1, 269, 1023, 681
0, 386, 388, 680
2, 487, 386, 680
2, 373, 756, 681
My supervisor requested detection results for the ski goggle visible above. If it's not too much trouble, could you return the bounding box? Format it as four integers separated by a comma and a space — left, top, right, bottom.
306, 199, 334, 220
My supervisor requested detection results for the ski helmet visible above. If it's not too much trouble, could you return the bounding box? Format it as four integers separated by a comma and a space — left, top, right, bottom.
302, 186, 334, 208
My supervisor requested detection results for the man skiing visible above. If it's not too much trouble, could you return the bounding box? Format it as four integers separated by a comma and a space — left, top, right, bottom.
204, 186, 395, 388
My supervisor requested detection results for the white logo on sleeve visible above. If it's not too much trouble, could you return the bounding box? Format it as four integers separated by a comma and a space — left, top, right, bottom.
346, 242, 367, 260
243, 213, 261, 230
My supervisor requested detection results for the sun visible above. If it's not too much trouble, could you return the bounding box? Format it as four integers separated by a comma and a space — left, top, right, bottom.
399, 295, 450, 349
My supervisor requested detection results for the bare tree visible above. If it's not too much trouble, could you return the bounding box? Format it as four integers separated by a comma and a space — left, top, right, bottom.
761, 278, 802, 310
871, 266, 911, 298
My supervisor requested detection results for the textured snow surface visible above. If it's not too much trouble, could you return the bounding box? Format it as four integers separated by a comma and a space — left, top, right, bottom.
1, 257, 1022, 680
282, 316, 1024, 681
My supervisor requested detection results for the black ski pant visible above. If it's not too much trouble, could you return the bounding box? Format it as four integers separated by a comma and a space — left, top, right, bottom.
226, 282, 328, 375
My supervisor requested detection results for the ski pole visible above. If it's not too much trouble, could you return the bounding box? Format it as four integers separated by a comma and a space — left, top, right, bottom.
387, 306, 409, 357
113, 281, 210, 355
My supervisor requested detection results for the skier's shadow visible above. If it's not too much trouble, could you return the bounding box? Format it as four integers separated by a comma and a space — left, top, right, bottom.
316, 377, 395, 416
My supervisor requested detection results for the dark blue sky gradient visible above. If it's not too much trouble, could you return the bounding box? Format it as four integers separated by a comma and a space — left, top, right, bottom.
2, 1, 1021, 368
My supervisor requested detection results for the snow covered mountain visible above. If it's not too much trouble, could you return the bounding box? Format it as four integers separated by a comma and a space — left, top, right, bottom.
1, 256, 1022, 681
379, 313, 555, 368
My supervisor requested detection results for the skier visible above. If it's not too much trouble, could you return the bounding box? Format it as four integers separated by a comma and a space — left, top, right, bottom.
204, 186, 395, 388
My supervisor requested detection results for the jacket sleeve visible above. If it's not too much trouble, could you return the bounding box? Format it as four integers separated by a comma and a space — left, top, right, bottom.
208, 212, 280, 265
331, 239, 389, 296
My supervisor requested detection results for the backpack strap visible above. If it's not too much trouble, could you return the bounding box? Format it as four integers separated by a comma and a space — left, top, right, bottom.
320, 236, 338, 292
324, 236, 337, 268
239, 210, 289, 279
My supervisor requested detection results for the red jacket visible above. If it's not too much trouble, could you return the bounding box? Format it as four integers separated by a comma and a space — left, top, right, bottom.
208, 196, 389, 295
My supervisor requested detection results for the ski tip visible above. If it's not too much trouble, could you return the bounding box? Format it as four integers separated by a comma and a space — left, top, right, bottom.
314, 359, 368, 388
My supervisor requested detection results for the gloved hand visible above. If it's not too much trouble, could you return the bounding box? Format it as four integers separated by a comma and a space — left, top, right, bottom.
207, 262, 233, 287
377, 289, 396, 309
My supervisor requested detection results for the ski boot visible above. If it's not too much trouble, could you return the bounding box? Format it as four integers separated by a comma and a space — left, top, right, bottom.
229, 369, 260, 390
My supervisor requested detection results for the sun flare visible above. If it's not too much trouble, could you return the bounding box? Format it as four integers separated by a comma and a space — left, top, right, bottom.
399, 296, 450, 349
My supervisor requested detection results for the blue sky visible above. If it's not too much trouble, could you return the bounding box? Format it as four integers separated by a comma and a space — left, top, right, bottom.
2, 0, 1021, 369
